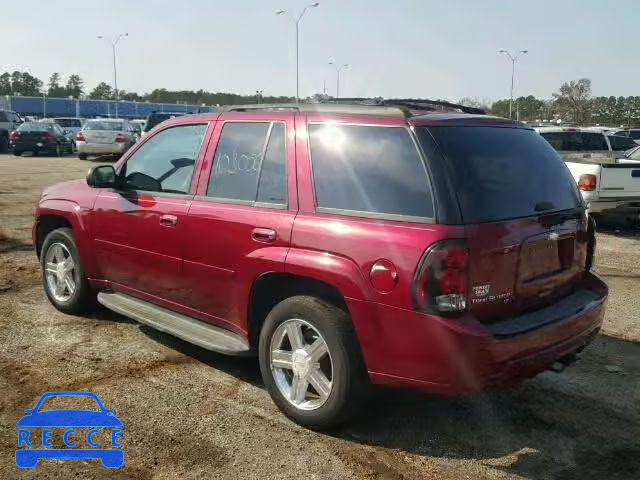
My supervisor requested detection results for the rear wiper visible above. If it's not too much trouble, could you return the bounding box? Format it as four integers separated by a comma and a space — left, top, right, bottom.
534, 201, 556, 212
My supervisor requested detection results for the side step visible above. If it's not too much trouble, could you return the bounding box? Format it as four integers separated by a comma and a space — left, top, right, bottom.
97, 292, 251, 356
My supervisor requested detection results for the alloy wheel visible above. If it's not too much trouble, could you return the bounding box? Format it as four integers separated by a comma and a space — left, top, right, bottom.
270, 318, 333, 411
44, 242, 76, 302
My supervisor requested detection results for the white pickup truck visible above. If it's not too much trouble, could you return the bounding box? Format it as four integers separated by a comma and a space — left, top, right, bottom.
537, 127, 640, 216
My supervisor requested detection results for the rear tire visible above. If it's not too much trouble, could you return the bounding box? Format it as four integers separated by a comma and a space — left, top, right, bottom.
0, 135, 8, 153
78, 153, 87, 160
259, 295, 368, 431
13, 150, 22, 156
41, 227, 96, 315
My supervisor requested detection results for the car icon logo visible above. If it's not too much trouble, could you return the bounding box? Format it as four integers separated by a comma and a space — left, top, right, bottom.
15, 391, 123, 468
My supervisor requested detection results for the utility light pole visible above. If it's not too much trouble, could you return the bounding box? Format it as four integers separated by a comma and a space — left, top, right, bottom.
97, 33, 128, 117
328, 59, 349, 99
497, 49, 528, 119
276, 3, 320, 103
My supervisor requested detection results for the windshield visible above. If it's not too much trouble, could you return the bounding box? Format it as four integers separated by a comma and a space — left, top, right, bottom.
54, 118, 82, 128
18, 122, 53, 132
85, 121, 124, 131
422, 126, 583, 223
36, 395, 101, 412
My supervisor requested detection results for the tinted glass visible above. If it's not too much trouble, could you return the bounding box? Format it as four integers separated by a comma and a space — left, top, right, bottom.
256, 123, 287, 204
0, 112, 7, 122
122, 124, 207, 194
207, 122, 270, 201
55, 119, 82, 127
609, 135, 637, 151
144, 113, 184, 132
85, 121, 124, 131
18, 122, 53, 132
424, 127, 582, 223
540, 131, 608, 151
309, 124, 433, 218
630, 130, 640, 139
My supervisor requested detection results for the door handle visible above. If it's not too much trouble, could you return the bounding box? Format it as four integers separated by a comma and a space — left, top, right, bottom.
159, 214, 178, 226
252, 228, 277, 243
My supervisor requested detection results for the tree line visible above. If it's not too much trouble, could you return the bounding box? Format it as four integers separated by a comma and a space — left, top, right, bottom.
1, 71, 638, 126
463, 78, 640, 127
0, 70, 294, 105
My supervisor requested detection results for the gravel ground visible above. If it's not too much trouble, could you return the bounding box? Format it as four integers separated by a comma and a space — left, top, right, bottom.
0, 153, 639, 479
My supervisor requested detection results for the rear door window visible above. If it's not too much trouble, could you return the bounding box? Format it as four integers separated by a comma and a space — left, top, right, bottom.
308, 124, 434, 219
422, 126, 582, 223
207, 122, 287, 205
608, 135, 637, 151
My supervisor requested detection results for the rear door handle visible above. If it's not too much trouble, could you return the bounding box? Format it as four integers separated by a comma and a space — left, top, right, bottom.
159, 214, 178, 226
252, 228, 276, 243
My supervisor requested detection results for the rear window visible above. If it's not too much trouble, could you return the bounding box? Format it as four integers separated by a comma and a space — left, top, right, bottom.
630, 130, 640, 140
17, 122, 53, 132
85, 121, 123, 131
423, 126, 582, 223
540, 131, 608, 151
308, 124, 434, 219
55, 118, 82, 128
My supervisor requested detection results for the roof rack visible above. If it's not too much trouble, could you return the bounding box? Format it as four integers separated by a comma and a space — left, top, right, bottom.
330, 98, 486, 115
223, 103, 410, 117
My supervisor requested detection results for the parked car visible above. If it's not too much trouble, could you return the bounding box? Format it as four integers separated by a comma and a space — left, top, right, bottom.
76, 119, 137, 160
142, 112, 185, 136
612, 129, 640, 145
9, 122, 73, 156
33, 105, 607, 430
537, 126, 637, 164
52, 117, 86, 151
130, 119, 146, 138
0, 109, 23, 152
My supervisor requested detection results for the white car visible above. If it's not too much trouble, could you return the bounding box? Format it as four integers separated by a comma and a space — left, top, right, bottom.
76, 119, 137, 160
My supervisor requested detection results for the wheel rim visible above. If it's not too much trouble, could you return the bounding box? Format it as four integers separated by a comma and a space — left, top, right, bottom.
44, 242, 76, 302
270, 318, 333, 411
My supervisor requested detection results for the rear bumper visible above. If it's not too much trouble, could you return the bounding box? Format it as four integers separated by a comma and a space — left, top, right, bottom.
348, 272, 607, 395
10, 140, 56, 152
77, 142, 126, 155
588, 198, 640, 213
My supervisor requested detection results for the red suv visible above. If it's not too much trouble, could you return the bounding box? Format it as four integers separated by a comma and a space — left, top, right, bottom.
33, 104, 607, 430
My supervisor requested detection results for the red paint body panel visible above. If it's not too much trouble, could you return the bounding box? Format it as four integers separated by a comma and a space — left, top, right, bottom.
33, 110, 608, 397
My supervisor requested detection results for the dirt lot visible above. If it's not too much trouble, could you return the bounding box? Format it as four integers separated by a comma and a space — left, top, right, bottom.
0, 153, 639, 479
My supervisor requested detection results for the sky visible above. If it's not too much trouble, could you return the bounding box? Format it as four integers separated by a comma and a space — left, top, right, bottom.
1, 0, 637, 102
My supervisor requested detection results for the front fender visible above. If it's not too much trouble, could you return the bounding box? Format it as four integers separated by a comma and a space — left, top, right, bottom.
36, 200, 97, 278
284, 248, 373, 301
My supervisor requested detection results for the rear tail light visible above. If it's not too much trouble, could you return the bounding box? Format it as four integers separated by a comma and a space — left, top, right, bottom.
9, 131, 20, 141
586, 215, 596, 271
578, 174, 597, 192
412, 240, 469, 314
40, 132, 52, 141
115, 133, 126, 143
76, 132, 85, 142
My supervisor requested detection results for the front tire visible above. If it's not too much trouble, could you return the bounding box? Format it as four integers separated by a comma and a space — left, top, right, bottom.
13, 150, 22, 156
259, 296, 367, 431
41, 227, 96, 315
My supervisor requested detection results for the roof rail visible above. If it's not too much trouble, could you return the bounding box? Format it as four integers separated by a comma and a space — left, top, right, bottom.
222, 103, 410, 118
329, 97, 486, 115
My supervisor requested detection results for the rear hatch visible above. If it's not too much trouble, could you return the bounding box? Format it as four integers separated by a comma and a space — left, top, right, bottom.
424, 125, 588, 321
83, 121, 124, 143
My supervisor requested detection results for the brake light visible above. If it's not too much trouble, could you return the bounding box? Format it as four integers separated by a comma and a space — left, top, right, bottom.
40, 132, 52, 141
412, 240, 469, 313
578, 174, 597, 192
115, 133, 126, 143
76, 131, 85, 142
9, 131, 20, 141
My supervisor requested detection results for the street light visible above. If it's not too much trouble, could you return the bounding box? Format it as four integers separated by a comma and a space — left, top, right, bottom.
97, 33, 128, 116
497, 48, 528, 119
276, 2, 320, 103
328, 59, 349, 99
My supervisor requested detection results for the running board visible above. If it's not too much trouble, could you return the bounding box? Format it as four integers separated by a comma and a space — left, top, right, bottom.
97, 292, 251, 356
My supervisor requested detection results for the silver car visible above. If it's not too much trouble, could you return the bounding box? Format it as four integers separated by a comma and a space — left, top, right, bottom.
77, 119, 137, 160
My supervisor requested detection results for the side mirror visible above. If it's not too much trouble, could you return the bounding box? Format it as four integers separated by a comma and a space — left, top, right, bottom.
86, 165, 116, 188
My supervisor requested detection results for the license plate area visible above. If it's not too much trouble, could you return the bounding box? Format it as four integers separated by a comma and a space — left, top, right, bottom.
520, 235, 575, 282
